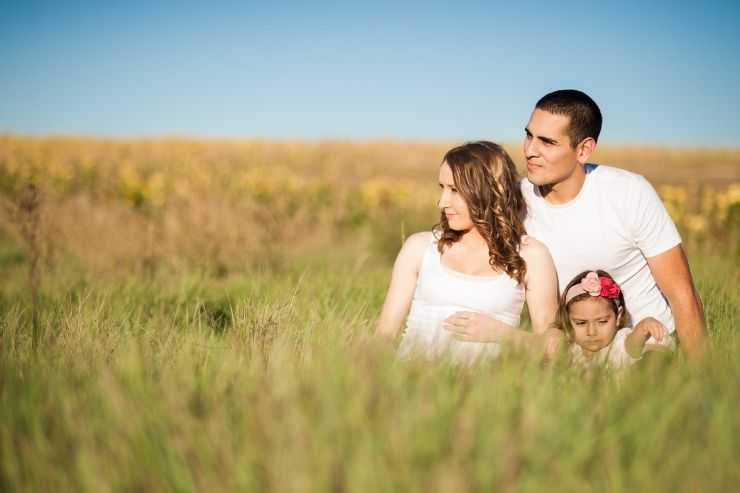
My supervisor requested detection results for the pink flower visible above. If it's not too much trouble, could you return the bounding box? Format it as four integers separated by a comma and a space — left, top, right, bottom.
580, 272, 602, 297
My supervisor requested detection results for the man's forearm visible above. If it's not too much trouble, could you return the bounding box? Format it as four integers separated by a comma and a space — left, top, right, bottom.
672, 292, 707, 357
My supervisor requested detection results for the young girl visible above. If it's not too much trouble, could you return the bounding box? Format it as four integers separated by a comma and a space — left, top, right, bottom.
375, 141, 560, 364
557, 270, 669, 369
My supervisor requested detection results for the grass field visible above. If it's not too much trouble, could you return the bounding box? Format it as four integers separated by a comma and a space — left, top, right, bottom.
1, 135, 739, 492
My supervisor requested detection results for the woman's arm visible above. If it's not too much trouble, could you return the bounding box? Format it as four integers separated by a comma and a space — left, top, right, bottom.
520, 237, 559, 335
520, 237, 563, 356
375, 232, 430, 342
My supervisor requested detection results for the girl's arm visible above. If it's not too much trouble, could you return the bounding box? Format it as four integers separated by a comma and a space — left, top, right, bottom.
375, 232, 430, 342
624, 317, 668, 358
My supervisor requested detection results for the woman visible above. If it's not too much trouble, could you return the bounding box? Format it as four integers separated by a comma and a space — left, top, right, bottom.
375, 141, 559, 363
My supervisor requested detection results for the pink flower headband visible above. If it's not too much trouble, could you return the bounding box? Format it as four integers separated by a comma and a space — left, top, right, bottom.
564, 272, 621, 306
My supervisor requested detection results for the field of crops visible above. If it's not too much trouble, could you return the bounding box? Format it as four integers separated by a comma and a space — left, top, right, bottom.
1, 135, 739, 491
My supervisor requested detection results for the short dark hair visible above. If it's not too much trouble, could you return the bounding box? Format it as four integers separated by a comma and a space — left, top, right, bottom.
535, 90, 602, 148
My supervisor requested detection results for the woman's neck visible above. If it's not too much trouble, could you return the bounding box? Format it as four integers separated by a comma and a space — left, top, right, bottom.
457, 227, 488, 250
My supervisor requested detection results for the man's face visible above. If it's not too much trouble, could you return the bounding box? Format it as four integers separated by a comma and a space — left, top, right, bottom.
523, 109, 582, 187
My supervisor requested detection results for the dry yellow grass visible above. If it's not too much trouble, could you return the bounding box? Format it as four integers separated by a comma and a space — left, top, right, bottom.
1, 134, 738, 274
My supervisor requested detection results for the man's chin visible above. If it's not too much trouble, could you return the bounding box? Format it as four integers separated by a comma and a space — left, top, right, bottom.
527, 172, 548, 186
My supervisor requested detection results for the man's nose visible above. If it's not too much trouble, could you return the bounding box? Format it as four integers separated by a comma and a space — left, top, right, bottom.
524, 137, 538, 158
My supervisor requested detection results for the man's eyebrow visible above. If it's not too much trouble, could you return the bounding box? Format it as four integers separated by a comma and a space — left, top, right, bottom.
525, 127, 558, 145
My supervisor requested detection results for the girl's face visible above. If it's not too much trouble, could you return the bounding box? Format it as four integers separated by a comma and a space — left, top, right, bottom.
438, 162, 474, 231
568, 297, 622, 355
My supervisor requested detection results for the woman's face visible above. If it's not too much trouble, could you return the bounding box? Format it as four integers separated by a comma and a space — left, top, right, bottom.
438, 162, 474, 231
569, 297, 622, 356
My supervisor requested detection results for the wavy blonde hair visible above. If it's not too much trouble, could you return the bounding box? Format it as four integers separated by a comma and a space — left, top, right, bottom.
435, 141, 527, 284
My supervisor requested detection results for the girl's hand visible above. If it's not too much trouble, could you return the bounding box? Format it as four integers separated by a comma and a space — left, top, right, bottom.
634, 317, 667, 343
442, 312, 507, 342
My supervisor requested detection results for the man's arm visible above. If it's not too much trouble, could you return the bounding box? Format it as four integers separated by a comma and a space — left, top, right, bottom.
646, 244, 707, 357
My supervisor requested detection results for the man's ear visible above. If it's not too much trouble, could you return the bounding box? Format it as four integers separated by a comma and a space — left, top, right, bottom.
576, 137, 597, 165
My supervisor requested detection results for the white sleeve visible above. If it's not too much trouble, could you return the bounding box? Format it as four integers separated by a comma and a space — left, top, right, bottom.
626, 175, 682, 258
608, 328, 641, 369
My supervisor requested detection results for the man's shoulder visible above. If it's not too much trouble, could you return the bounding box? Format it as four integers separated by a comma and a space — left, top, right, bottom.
589, 164, 647, 190
590, 164, 646, 187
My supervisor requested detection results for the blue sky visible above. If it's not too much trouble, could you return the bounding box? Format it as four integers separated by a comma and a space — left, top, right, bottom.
1, 0, 739, 146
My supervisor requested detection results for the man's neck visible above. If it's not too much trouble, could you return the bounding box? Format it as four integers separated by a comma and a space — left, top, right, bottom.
539, 164, 587, 205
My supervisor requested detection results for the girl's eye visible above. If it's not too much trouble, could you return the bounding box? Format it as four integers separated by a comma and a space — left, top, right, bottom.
450, 187, 458, 193
573, 321, 585, 326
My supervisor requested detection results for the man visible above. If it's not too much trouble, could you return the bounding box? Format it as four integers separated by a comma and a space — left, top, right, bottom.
521, 89, 706, 356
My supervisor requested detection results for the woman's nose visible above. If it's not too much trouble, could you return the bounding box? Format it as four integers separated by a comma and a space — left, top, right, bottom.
438, 190, 449, 209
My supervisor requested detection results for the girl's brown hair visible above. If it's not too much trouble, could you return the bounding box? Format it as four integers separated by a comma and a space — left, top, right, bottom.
554, 269, 627, 341
434, 141, 527, 284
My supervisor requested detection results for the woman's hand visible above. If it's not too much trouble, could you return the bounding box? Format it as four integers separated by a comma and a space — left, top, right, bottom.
442, 311, 510, 342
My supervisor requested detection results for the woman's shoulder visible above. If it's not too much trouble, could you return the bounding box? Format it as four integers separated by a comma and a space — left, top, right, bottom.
395, 231, 435, 266
518, 235, 553, 262
403, 231, 435, 249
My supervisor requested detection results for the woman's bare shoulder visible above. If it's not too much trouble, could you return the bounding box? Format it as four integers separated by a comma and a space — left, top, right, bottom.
519, 235, 553, 263
401, 231, 435, 255
390, 231, 435, 274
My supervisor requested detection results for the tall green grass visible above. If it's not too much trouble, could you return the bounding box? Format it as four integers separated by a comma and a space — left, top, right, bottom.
1, 239, 738, 492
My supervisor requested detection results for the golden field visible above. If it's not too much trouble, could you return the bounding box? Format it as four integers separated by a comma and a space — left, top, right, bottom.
1, 134, 738, 276
1, 134, 740, 492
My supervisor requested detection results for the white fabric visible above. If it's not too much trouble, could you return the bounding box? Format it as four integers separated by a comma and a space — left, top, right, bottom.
521, 165, 681, 336
397, 237, 525, 364
569, 327, 640, 370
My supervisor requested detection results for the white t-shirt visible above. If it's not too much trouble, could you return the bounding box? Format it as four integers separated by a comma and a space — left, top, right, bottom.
521, 164, 681, 333
569, 327, 640, 370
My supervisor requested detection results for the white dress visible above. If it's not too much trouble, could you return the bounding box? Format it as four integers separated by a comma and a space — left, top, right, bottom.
569, 327, 641, 370
397, 237, 526, 364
